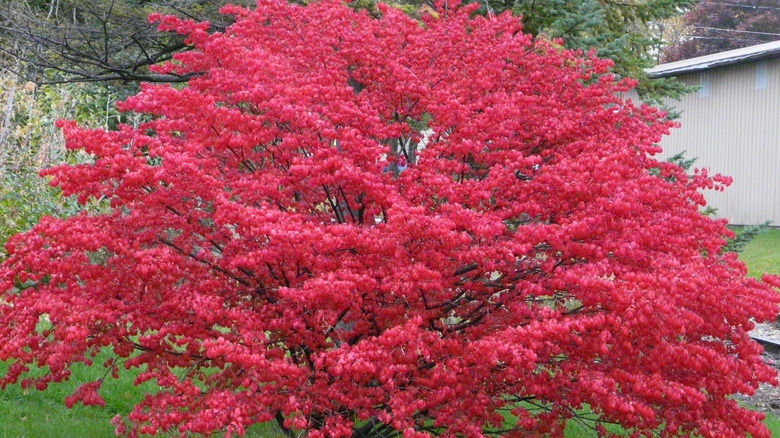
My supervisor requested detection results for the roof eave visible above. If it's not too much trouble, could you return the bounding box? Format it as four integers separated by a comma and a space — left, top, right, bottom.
647, 41, 780, 78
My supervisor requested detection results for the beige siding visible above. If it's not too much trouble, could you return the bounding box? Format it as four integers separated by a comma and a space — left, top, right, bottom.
658, 58, 780, 225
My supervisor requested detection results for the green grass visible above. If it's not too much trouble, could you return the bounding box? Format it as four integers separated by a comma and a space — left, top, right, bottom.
764, 413, 780, 437
737, 228, 780, 278
0, 352, 139, 437
0, 391, 119, 438
0, 351, 280, 437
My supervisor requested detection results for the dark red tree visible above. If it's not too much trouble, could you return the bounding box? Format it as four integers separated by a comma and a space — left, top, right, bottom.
663, 0, 780, 62
1, 1, 778, 437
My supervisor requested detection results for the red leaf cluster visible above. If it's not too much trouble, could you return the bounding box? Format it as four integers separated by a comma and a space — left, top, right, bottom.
1, 1, 778, 437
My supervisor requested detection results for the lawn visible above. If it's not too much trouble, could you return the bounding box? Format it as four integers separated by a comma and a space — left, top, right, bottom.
0, 230, 779, 437
0, 350, 281, 438
737, 227, 780, 278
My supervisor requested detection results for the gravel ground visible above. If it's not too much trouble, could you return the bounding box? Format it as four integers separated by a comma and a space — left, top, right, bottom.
735, 323, 780, 414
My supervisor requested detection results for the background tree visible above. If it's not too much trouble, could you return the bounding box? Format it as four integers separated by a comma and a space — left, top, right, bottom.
662, 0, 780, 62
0, 73, 117, 260
0, 0, 256, 85
1, 1, 778, 437
652, 14, 692, 63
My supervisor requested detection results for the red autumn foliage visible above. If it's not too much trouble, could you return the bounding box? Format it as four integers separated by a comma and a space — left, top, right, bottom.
1, 1, 778, 437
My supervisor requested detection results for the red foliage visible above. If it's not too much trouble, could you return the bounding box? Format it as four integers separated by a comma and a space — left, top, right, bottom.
1, 1, 778, 437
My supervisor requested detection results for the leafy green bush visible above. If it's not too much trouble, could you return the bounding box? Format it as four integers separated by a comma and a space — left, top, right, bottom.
0, 74, 122, 259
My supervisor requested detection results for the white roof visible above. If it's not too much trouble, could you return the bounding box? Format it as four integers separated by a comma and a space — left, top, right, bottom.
648, 40, 780, 78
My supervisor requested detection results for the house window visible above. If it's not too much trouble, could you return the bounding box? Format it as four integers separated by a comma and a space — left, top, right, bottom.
756, 61, 768, 90
699, 72, 710, 98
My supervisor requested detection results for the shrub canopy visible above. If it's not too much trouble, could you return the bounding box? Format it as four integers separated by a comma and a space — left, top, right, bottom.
1, 1, 778, 437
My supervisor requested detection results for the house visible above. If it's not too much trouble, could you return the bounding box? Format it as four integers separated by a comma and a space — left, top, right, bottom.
646, 40, 780, 226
